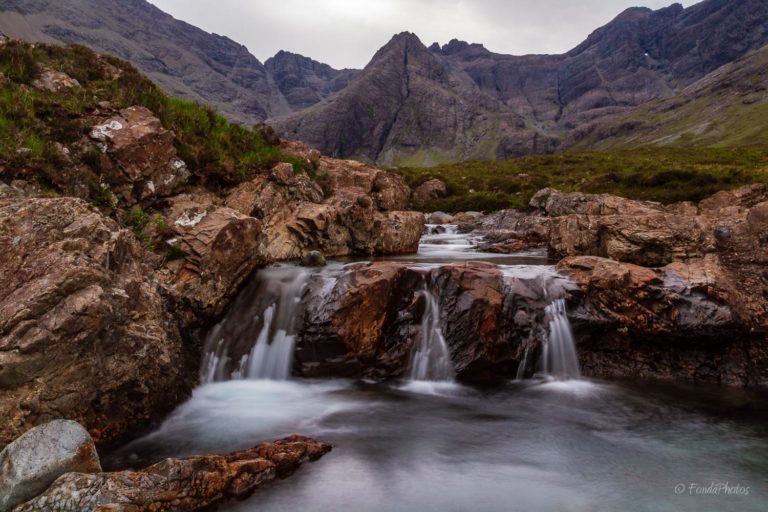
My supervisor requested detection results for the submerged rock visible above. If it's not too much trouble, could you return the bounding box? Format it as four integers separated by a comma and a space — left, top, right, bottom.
0, 421, 101, 512
12, 435, 330, 512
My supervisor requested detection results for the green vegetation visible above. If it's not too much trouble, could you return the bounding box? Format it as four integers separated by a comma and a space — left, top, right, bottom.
395, 146, 768, 212
0, 40, 298, 201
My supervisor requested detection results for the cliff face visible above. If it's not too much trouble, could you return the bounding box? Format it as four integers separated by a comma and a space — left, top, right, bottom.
265, 51, 358, 111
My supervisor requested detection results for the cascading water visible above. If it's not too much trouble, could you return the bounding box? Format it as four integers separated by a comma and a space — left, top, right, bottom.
408, 288, 454, 381
201, 266, 310, 382
540, 298, 581, 380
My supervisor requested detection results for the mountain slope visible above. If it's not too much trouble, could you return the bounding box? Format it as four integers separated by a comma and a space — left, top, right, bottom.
272, 0, 768, 165
0, 0, 356, 125
570, 43, 768, 150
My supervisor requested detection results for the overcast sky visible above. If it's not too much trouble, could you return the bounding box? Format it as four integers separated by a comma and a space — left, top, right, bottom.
150, 0, 699, 69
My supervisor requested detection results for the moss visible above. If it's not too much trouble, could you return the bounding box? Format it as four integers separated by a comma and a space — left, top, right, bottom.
396, 146, 768, 212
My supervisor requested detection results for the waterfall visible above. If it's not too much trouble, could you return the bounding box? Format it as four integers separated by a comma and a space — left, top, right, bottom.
408, 288, 454, 381
201, 266, 310, 383
540, 299, 581, 380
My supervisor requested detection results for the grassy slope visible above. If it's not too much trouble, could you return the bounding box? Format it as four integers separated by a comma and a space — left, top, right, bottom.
0, 40, 302, 204
395, 146, 768, 212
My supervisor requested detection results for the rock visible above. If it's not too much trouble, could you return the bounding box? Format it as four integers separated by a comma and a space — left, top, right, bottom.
224, 166, 323, 219
558, 255, 766, 386
301, 251, 326, 267
428, 211, 453, 225
31, 70, 80, 93
412, 179, 447, 203
0, 420, 101, 512
296, 261, 571, 381
451, 212, 481, 224
89, 106, 190, 204
315, 157, 410, 211
0, 197, 186, 449
13, 435, 331, 512
160, 199, 267, 322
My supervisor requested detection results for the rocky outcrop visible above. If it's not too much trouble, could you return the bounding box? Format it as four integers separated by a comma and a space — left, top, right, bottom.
10, 433, 330, 512
295, 261, 572, 382
558, 256, 767, 386
0, 420, 101, 512
31, 69, 80, 93
158, 197, 267, 323
89, 106, 190, 205
0, 197, 187, 448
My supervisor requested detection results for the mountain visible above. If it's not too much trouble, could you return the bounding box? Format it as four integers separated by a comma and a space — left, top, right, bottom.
265, 51, 359, 111
570, 43, 768, 150
2, 0, 767, 164
272, 0, 768, 165
0, 0, 354, 125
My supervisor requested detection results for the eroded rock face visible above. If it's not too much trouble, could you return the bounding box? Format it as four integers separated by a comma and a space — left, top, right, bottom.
158, 198, 267, 323
295, 262, 571, 382
12, 435, 331, 512
0, 198, 187, 448
0, 420, 101, 512
89, 106, 190, 204
558, 256, 767, 386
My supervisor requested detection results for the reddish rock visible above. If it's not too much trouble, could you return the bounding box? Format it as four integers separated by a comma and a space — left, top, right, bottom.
159, 199, 267, 321
31, 70, 80, 93
0, 198, 187, 449
13, 435, 331, 512
89, 106, 190, 204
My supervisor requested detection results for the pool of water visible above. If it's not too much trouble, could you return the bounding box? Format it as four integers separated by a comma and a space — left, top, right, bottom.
108, 378, 768, 512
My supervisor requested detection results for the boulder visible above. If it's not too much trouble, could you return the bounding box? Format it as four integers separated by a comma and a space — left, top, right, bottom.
0, 421, 101, 512
316, 157, 410, 211
31, 70, 80, 93
12, 435, 330, 512
159, 198, 267, 322
412, 179, 447, 203
89, 106, 190, 204
0, 198, 186, 448
428, 211, 453, 225
296, 261, 571, 381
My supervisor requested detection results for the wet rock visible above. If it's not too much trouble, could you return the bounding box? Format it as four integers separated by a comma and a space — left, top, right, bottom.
296, 261, 570, 381
412, 179, 447, 203
0, 420, 101, 512
89, 106, 190, 204
0, 197, 186, 448
301, 251, 326, 267
558, 256, 766, 386
13, 435, 331, 512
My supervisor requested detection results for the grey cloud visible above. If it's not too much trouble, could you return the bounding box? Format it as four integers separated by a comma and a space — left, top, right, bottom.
150, 0, 700, 69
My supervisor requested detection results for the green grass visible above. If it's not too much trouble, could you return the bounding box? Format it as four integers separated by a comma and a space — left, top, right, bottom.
395, 146, 768, 212
0, 40, 301, 203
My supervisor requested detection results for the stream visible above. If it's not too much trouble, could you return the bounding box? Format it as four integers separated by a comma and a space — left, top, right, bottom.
106, 225, 768, 512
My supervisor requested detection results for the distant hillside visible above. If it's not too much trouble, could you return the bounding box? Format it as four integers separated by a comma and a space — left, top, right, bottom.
0, 0, 355, 125
272, 0, 768, 165
570, 44, 768, 150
